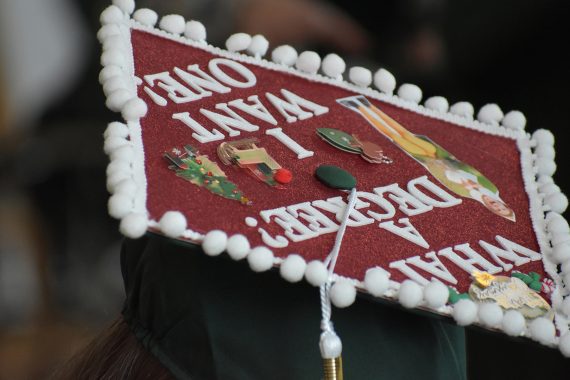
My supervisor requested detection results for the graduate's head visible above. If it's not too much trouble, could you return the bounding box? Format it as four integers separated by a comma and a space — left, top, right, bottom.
481, 194, 516, 222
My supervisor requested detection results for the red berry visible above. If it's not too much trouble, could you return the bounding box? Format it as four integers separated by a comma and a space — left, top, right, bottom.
207, 171, 213, 176
274, 168, 293, 184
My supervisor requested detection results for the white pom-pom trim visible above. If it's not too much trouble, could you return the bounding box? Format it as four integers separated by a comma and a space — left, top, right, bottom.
271, 45, 298, 66
226, 234, 250, 260
100, 5, 124, 25
247, 246, 274, 272
305, 260, 328, 286
184, 20, 206, 41
560, 297, 570, 317
423, 281, 449, 309
104, 121, 129, 139
108, 193, 133, 219
121, 98, 148, 121
559, 332, 570, 358
501, 310, 526, 336
424, 96, 449, 113
295, 51, 321, 74
501, 110, 526, 130
226, 33, 252, 52
112, 0, 135, 15
545, 192, 568, 214
159, 15, 186, 35
449, 102, 474, 119
373, 68, 396, 95
202, 230, 228, 256
552, 242, 570, 264
364, 267, 390, 297
477, 302, 503, 328
321, 54, 345, 80
106, 89, 133, 112
119, 213, 148, 238
477, 103, 504, 125
532, 129, 555, 146
398, 280, 423, 309
452, 299, 478, 326
330, 280, 357, 308
529, 317, 556, 345
133, 8, 158, 27
247, 34, 269, 58
348, 67, 372, 88
280, 254, 307, 283
159, 211, 187, 238
397, 83, 422, 104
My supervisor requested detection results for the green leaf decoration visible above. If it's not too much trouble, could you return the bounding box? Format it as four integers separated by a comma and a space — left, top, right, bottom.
448, 288, 470, 304
317, 128, 362, 154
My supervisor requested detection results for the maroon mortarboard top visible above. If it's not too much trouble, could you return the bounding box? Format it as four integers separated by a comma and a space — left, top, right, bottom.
98, 0, 570, 363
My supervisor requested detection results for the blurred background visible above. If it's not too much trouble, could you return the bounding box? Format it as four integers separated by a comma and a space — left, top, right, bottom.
0, 0, 568, 378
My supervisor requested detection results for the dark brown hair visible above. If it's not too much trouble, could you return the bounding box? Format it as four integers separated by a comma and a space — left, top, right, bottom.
52, 318, 174, 380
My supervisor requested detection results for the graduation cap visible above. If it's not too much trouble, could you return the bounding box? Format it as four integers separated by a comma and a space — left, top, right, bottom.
98, 1, 570, 378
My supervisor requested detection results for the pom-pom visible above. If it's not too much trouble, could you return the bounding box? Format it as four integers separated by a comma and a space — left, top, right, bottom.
424, 96, 449, 113
529, 317, 555, 345
100, 5, 124, 25
159, 15, 185, 35
349, 66, 372, 88
502, 110, 526, 130
535, 157, 556, 176
184, 20, 206, 41
226, 234, 250, 260
107, 171, 131, 192
102, 35, 123, 52
561, 260, 570, 275
103, 76, 127, 96
108, 193, 133, 219
104, 122, 129, 139
551, 230, 570, 246
547, 213, 569, 234
373, 68, 396, 95
159, 211, 187, 238
97, 24, 121, 44
104, 136, 129, 155
321, 54, 346, 79
552, 242, 570, 263
477, 103, 504, 125
545, 192, 568, 214
449, 102, 474, 118
560, 332, 570, 358
535, 144, 556, 160
110, 145, 135, 162
295, 51, 321, 74
247, 246, 274, 272
101, 49, 125, 67
398, 280, 423, 309
99, 65, 123, 84
280, 254, 307, 283
452, 299, 478, 326
397, 83, 422, 104
113, 179, 137, 196
364, 267, 390, 297
119, 213, 147, 238
305, 260, 328, 286
271, 45, 298, 66
501, 310, 526, 336
423, 281, 449, 309
533, 129, 555, 146
106, 89, 133, 112
226, 33, 251, 52
112, 0, 135, 15
121, 98, 148, 121
320, 330, 342, 358
478, 302, 503, 328
537, 175, 554, 186
330, 280, 357, 308
247, 34, 269, 57
539, 183, 561, 196
561, 297, 570, 317
202, 230, 228, 256
106, 159, 130, 177
133, 9, 158, 27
